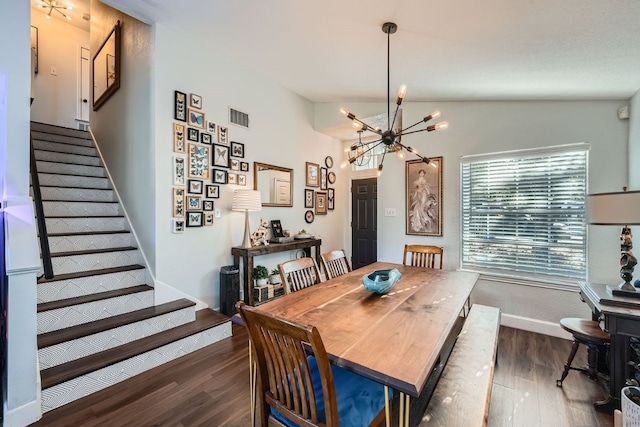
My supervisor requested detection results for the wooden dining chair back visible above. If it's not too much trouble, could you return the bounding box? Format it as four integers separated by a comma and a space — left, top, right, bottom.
278, 257, 323, 294
236, 301, 389, 427
320, 249, 352, 280
403, 244, 444, 269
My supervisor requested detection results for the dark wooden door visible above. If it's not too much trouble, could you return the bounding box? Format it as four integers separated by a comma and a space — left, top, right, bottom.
351, 178, 377, 269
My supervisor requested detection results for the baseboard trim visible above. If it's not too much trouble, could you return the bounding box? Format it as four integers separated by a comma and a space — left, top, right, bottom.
501, 313, 573, 340
4, 396, 41, 427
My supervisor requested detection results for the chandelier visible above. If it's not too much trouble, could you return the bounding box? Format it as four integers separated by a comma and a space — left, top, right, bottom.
339, 22, 448, 176
39, 0, 72, 20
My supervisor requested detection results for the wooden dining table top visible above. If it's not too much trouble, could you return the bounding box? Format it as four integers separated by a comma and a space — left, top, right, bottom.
255, 261, 479, 397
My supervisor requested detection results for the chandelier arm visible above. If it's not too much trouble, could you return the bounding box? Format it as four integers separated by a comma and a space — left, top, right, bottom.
391, 101, 401, 135
359, 138, 383, 148
395, 141, 431, 162
400, 119, 430, 134
398, 128, 432, 137
387, 27, 391, 131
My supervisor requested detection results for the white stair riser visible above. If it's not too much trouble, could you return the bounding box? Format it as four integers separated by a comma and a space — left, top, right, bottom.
31, 133, 94, 147
40, 322, 232, 413
38, 268, 147, 303
33, 140, 97, 157
40, 187, 116, 202
36, 161, 106, 178
30, 124, 90, 140
43, 201, 121, 217
38, 173, 111, 189
38, 306, 196, 369
45, 217, 127, 234
34, 150, 101, 167
49, 249, 143, 275
48, 233, 133, 253
37, 290, 154, 334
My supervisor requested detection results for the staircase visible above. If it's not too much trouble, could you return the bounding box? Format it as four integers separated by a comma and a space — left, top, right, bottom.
30, 122, 231, 413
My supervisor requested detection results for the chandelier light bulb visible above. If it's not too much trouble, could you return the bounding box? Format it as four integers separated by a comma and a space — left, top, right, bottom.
396, 148, 405, 160
340, 160, 350, 169
377, 164, 383, 176
434, 122, 449, 131
407, 146, 419, 155
352, 120, 363, 130
431, 161, 438, 168
396, 85, 407, 105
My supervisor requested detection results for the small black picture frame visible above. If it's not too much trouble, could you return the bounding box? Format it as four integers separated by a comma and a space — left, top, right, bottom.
271, 220, 284, 238
304, 188, 314, 208
186, 211, 203, 227
212, 169, 228, 184
188, 179, 203, 194
187, 127, 199, 142
240, 161, 250, 172
328, 188, 335, 211
230, 141, 245, 158
200, 133, 212, 144
203, 200, 214, 211
174, 90, 187, 122
206, 184, 220, 198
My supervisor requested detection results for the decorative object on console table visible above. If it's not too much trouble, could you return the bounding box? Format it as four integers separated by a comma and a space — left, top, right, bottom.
250, 219, 269, 246
587, 189, 640, 298
253, 265, 269, 286
232, 189, 262, 248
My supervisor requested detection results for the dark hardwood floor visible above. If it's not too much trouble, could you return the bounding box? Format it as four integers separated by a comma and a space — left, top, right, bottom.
32, 325, 614, 427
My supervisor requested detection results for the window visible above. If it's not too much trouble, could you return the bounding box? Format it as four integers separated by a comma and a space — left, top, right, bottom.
460, 144, 588, 282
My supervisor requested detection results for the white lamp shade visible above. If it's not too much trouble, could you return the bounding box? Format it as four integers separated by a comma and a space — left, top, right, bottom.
232, 189, 262, 212
587, 190, 640, 225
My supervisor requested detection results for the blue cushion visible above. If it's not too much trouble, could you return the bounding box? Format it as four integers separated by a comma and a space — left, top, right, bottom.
271, 356, 389, 426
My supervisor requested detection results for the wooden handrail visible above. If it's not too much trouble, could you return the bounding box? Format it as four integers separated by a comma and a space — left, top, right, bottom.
30, 136, 53, 279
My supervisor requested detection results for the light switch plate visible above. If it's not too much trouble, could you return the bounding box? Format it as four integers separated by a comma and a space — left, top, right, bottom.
214, 209, 222, 218
384, 208, 396, 217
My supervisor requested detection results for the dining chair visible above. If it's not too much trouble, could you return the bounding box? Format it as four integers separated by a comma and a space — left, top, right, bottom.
320, 249, 352, 280
556, 317, 610, 387
402, 244, 444, 269
236, 301, 389, 427
278, 257, 323, 294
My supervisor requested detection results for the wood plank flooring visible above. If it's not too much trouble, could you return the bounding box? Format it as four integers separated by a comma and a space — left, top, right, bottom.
31, 325, 614, 427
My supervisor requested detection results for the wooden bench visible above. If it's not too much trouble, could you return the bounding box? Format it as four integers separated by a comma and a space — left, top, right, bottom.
420, 304, 501, 427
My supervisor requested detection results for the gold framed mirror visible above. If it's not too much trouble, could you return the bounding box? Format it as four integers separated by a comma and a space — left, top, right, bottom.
93, 21, 121, 111
254, 162, 293, 207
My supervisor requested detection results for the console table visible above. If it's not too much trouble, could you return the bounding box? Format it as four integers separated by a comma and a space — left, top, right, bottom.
579, 281, 640, 413
231, 238, 322, 306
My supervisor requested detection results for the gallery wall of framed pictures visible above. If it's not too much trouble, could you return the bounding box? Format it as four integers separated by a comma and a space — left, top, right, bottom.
302, 155, 336, 224
171, 89, 250, 232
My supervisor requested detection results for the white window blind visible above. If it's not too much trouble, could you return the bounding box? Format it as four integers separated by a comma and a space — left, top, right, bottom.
460, 145, 588, 281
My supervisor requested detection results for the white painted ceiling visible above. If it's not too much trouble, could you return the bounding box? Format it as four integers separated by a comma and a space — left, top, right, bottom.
99, 0, 640, 105
31, 0, 91, 31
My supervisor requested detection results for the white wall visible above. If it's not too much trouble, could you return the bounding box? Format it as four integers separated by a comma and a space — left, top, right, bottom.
153, 24, 345, 308
317, 99, 630, 334
1, 2, 42, 424
89, 1, 156, 272
29, 11, 89, 129
629, 89, 640, 189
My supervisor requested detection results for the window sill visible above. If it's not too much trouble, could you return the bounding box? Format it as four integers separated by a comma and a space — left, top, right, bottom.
458, 268, 582, 292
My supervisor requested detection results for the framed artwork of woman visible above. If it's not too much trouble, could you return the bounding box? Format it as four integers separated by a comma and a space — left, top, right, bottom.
405, 157, 442, 236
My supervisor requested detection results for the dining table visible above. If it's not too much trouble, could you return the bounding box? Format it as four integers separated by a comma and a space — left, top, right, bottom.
254, 261, 479, 426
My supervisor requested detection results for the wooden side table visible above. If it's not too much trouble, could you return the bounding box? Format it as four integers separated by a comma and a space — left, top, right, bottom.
231, 238, 321, 306
580, 282, 640, 413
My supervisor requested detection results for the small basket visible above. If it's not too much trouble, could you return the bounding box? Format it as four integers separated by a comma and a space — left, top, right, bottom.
623, 386, 640, 427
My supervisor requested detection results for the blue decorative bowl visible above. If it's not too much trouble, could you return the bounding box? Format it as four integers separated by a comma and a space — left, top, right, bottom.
362, 268, 402, 294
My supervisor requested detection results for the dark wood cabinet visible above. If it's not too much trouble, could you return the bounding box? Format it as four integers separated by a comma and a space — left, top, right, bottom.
580, 282, 640, 413
231, 239, 321, 306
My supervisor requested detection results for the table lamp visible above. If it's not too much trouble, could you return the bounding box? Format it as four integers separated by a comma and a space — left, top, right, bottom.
232, 189, 262, 248
587, 189, 640, 297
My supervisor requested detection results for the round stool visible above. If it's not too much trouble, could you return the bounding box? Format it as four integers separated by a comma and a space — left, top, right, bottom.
556, 318, 610, 387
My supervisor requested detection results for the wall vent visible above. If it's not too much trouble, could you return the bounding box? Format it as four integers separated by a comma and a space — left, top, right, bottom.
77, 122, 89, 131
229, 107, 249, 129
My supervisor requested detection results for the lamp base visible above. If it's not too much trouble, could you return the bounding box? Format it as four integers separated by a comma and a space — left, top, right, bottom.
241, 210, 252, 249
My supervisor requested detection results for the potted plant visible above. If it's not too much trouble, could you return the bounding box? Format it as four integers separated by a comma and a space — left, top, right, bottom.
270, 268, 281, 285
253, 265, 269, 286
